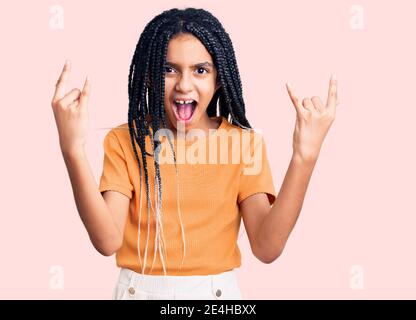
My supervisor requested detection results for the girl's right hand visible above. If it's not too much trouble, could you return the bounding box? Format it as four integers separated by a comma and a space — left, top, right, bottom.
51, 60, 91, 157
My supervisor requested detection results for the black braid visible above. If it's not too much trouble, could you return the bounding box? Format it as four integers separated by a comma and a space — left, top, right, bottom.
187, 23, 249, 128
150, 29, 173, 211
200, 13, 245, 101
127, 8, 252, 269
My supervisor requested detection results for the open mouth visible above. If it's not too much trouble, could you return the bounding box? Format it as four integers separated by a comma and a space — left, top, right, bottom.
172, 99, 198, 122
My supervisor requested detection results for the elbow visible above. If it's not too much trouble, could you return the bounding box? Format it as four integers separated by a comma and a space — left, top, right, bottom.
261, 253, 281, 264
255, 246, 284, 264
98, 247, 117, 257
93, 236, 123, 257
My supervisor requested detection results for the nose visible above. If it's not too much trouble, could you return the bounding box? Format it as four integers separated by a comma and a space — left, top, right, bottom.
175, 72, 193, 93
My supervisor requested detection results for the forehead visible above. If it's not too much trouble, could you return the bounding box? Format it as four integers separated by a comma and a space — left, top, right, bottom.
166, 33, 213, 64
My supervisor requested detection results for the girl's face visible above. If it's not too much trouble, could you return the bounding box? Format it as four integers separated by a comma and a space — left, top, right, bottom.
163, 33, 220, 133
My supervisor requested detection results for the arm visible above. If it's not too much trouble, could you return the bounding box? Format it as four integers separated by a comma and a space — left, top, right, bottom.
241, 74, 338, 264
51, 61, 129, 256
63, 150, 128, 256
241, 154, 316, 264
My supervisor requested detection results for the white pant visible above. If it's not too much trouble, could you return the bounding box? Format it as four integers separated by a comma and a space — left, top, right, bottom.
112, 268, 243, 300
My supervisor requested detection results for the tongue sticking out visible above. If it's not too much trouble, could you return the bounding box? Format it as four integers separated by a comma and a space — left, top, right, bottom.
176, 103, 194, 120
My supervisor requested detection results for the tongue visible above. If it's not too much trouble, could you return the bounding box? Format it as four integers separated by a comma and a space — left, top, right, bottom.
177, 103, 194, 120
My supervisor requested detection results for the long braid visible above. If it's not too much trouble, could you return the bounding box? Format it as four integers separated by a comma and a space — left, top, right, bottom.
127, 7, 252, 276
149, 29, 170, 274
197, 12, 250, 127
129, 17, 170, 274
186, 24, 250, 129
201, 14, 245, 104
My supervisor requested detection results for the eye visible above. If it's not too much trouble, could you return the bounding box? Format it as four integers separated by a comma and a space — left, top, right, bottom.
196, 67, 209, 75
164, 66, 175, 74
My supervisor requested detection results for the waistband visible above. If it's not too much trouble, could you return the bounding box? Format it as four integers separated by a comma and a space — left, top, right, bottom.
117, 268, 240, 296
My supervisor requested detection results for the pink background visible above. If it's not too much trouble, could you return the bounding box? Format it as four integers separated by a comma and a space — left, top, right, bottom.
1, 0, 415, 299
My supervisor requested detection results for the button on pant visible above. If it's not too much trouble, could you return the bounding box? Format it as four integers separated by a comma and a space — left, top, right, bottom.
112, 268, 243, 300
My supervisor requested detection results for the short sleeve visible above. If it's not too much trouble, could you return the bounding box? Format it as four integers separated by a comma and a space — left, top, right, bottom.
237, 133, 277, 206
98, 130, 134, 199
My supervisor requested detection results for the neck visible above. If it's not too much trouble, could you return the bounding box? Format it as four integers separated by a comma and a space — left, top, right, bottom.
165, 114, 221, 140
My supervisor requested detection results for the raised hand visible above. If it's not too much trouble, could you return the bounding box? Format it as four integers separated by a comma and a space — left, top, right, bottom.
51, 60, 91, 157
286, 74, 339, 162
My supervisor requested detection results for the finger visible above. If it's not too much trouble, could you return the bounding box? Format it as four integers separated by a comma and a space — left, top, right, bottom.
311, 96, 325, 113
60, 88, 81, 108
302, 97, 314, 112
286, 82, 303, 114
53, 60, 71, 104
326, 73, 338, 108
67, 100, 79, 110
78, 76, 91, 108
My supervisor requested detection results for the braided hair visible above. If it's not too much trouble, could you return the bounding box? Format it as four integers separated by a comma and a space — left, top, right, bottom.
127, 7, 252, 275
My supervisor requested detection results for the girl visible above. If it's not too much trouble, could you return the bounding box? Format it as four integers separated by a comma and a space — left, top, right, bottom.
51, 7, 338, 300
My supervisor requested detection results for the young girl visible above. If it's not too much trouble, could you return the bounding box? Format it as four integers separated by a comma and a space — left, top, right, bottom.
51, 7, 338, 300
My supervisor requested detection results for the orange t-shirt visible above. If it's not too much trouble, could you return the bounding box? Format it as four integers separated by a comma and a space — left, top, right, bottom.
99, 116, 276, 275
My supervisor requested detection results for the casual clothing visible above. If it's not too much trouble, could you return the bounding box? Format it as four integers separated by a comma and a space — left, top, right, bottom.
99, 116, 277, 276
113, 267, 242, 300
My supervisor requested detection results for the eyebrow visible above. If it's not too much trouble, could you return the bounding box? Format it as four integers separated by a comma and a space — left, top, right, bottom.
165, 61, 214, 68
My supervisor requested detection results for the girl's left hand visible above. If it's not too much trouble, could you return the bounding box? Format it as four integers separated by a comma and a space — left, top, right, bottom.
286, 74, 339, 163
